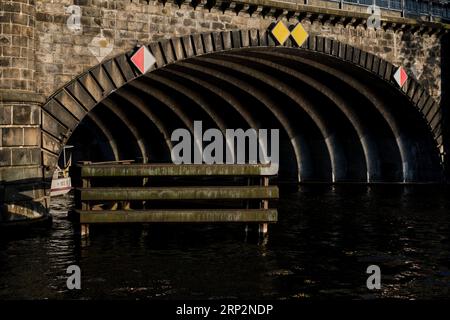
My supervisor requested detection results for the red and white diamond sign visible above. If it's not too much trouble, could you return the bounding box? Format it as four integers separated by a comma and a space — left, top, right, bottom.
394, 66, 408, 88
131, 46, 156, 74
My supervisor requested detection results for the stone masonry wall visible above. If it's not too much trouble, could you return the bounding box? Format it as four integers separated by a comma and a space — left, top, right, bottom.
305, 19, 442, 102
0, 0, 46, 221
32, 0, 442, 101
34, 0, 271, 97
0, 0, 42, 180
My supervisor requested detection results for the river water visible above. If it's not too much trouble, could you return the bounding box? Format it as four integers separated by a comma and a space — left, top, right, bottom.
1, 185, 449, 300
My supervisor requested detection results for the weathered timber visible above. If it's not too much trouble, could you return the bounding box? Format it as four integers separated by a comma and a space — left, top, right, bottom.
79, 186, 279, 201
77, 163, 273, 177
76, 209, 278, 223
73, 163, 279, 238
77, 160, 135, 165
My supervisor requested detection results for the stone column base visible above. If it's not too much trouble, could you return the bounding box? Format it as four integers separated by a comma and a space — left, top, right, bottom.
0, 174, 51, 226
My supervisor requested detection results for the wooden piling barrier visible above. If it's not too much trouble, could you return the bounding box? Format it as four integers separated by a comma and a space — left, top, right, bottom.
73, 163, 279, 238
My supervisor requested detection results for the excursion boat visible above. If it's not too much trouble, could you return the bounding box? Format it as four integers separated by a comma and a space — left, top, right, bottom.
50, 146, 73, 197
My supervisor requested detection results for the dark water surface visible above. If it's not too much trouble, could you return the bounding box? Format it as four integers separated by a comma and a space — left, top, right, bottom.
1, 185, 450, 300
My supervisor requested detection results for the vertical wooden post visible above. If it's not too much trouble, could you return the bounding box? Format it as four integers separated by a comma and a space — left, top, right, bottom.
262, 177, 269, 209
81, 176, 90, 238
143, 176, 148, 209
258, 223, 268, 234
244, 177, 250, 235
246, 177, 250, 209
442, 32, 450, 182
260, 176, 269, 234
81, 224, 90, 238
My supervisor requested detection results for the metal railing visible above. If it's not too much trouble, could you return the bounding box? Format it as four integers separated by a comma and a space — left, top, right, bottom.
316, 0, 450, 20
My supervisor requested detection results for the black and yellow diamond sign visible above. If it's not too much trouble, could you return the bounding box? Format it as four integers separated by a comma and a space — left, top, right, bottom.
271, 21, 290, 45
290, 23, 309, 47
270, 21, 309, 47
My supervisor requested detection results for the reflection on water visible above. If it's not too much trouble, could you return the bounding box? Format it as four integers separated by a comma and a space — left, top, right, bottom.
1, 185, 450, 299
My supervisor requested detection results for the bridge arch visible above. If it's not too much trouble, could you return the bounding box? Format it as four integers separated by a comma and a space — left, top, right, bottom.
41, 29, 443, 184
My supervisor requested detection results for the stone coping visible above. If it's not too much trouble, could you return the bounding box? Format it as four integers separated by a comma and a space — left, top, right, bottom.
187, 0, 450, 30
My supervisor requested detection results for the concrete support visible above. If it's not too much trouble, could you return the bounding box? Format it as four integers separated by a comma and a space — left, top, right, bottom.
0, 1, 48, 223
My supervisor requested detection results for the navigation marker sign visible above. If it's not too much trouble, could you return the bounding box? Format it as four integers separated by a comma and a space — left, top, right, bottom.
394, 66, 408, 88
131, 46, 156, 74
290, 23, 308, 47
270, 21, 309, 47
270, 21, 290, 45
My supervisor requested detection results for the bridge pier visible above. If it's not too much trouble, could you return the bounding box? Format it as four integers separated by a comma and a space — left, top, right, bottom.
0, 1, 50, 224
0, 91, 49, 224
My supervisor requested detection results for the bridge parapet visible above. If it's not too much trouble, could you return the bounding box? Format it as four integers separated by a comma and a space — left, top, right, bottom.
280, 0, 450, 22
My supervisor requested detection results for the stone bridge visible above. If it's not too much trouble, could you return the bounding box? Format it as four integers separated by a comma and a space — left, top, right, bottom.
0, 0, 450, 224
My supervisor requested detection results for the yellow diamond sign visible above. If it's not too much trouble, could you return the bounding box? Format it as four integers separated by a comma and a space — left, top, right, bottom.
271, 21, 290, 45
290, 23, 309, 47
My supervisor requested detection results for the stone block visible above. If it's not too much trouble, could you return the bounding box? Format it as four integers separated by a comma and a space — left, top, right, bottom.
1, 127, 23, 146
0, 165, 42, 182
0, 106, 12, 125
11, 147, 41, 166
12, 105, 40, 125
0, 148, 12, 166
23, 127, 40, 146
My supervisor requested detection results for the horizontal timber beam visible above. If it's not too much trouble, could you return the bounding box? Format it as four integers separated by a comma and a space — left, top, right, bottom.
79, 186, 279, 201
78, 163, 277, 177
76, 209, 278, 223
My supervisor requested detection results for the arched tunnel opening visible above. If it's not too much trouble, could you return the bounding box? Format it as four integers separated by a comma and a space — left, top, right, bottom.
63, 46, 443, 184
